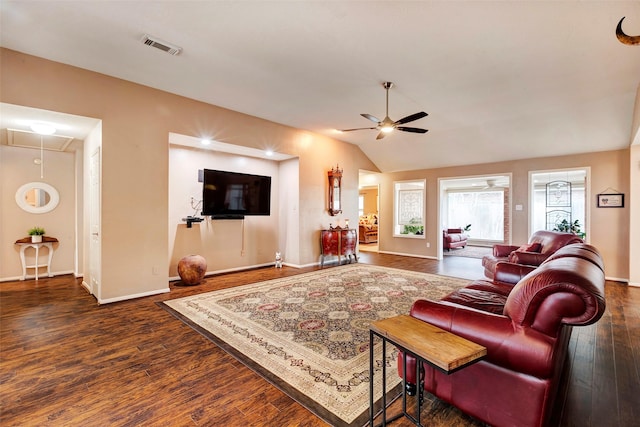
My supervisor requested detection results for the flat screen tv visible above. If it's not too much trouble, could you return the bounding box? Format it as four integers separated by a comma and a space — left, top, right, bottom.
202, 169, 271, 218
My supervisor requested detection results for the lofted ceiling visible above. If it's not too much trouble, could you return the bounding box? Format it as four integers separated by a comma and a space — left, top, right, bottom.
1, 1, 639, 172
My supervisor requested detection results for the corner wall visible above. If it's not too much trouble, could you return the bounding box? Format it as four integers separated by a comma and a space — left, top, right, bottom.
380, 149, 630, 281
0, 48, 378, 300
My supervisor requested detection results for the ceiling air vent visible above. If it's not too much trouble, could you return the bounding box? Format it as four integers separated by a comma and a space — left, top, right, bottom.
141, 34, 182, 55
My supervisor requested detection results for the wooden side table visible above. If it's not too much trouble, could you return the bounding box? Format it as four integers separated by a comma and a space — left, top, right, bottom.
14, 237, 59, 280
369, 315, 486, 426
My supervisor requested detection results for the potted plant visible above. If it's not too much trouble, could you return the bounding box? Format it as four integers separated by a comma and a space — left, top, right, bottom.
553, 219, 586, 240
28, 226, 46, 243
401, 218, 424, 235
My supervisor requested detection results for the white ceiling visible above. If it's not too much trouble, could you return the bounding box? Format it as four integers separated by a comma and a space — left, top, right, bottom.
1, 1, 639, 172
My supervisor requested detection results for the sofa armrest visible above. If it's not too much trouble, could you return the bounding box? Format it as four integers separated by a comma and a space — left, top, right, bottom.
493, 244, 519, 257
494, 262, 536, 285
510, 251, 550, 266
410, 299, 556, 378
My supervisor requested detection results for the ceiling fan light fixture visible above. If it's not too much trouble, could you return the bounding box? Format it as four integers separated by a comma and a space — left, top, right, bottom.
340, 81, 428, 139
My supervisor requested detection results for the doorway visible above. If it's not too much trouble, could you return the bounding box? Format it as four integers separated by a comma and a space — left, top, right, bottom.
439, 174, 511, 259
0, 103, 102, 286
358, 171, 380, 252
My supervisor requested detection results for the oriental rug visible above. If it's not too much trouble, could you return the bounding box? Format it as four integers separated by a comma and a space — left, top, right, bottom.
161, 264, 469, 427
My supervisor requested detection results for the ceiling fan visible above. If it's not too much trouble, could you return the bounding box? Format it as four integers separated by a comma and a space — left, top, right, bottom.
483, 179, 509, 189
341, 82, 428, 140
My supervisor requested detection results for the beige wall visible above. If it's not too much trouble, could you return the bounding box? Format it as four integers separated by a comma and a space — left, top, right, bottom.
379, 149, 631, 280
359, 188, 378, 216
629, 144, 639, 286
0, 48, 378, 300
0, 145, 78, 279
1, 48, 632, 292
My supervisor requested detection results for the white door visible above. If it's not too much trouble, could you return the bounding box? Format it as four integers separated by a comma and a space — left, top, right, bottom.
89, 148, 101, 299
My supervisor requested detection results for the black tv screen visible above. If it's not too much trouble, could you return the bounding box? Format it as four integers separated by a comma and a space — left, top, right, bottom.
202, 169, 271, 217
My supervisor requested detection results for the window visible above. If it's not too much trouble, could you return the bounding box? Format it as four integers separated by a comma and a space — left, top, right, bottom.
358, 195, 364, 217
530, 169, 587, 239
446, 190, 504, 240
394, 180, 425, 237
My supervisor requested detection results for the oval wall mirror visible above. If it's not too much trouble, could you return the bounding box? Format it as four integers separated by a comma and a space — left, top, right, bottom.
15, 182, 60, 214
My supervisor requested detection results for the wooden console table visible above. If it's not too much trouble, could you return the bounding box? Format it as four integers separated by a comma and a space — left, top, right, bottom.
320, 228, 357, 267
14, 236, 59, 280
369, 315, 486, 426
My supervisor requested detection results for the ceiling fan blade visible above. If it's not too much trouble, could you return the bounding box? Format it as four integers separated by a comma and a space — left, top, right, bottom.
376, 131, 387, 140
361, 113, 381, 123
395, 111, 428, 125
340, 127, 377, 132
397, 126, 429, 134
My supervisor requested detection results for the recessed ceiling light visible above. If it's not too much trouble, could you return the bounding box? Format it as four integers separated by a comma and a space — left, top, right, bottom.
265, 150, 274, 157
30, 122, 56, 135
201, 139, 211, 145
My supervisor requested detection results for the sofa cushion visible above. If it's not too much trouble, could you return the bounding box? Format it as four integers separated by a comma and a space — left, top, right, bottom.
442, 288, 507, 315
521, 242, 542, 253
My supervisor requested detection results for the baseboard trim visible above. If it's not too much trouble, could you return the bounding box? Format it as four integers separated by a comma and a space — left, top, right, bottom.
378, 250, 438, 260
0, 270, 75, 282
81, 280, 91, 294
605, 276, 629, 284
169, 262, 284, 282
98, 287, 170, 305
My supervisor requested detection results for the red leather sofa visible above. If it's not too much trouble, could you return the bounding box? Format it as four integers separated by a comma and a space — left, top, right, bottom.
482, 230, 583, 279
443, 228, 468, 250
398, 243, 606, 427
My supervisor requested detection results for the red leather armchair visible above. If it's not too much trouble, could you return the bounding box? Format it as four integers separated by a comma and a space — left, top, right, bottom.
482, 230, 583, 279
443, 228, 468, 250
398, 244, 606, 427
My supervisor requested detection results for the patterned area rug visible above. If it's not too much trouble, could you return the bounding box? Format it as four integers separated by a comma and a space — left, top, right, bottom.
161, 265, 468, 427
443, 245, 492, 259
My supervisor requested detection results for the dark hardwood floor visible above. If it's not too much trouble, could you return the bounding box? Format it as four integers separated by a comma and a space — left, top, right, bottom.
1, 252, 638, 426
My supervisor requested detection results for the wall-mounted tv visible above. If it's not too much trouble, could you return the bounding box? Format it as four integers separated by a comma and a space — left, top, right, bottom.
202, 169, 271, 218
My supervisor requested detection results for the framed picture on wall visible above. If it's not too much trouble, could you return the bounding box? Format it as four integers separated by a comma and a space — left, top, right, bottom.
597, 193, 624, 208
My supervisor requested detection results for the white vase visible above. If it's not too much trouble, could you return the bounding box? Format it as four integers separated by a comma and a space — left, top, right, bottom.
31, 235, 43, 243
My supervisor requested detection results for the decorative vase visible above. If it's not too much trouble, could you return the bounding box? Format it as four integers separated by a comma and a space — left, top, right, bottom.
31, 235, 43, 243
177, 254, 207, 285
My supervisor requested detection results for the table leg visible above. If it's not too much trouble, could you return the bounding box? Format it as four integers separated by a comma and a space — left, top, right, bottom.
369, 330, 375, 425
19, 245, 27, 280
416, 355, 422, 425
34, 244, 40, 280
45, 243, 54, 277
382, 338, 387, 425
